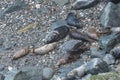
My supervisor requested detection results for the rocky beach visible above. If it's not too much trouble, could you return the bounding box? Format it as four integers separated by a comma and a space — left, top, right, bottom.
0, 0, 120, 80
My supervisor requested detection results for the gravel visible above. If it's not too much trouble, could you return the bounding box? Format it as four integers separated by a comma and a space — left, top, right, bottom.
0, 0, 108, 74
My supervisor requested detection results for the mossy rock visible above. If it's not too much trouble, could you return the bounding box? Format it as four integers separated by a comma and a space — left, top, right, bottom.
89, 71, 120, 80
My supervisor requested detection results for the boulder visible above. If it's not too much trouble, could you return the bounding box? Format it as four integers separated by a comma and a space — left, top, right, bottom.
99, 32, 120, 52
100, 2, 120, 27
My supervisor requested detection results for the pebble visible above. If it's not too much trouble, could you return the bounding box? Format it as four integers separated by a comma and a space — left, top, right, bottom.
42, 67, 54, 80
52, 0, 69, 6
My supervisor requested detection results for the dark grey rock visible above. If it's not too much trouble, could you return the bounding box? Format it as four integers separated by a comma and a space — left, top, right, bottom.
90, 46, 106, 58
84, 58, 109, 75
109, 0, 120, 4
66, 12, 82, 28
110, 46, 120, 59
5, 67, 42, 80
42, 67, 54, 80
50, 19, 67, 30
99, 32, 120, 52
71, 0, 99, 10
3, 0, 26, 14
0, 74, 5, 80
60, 40, 81, 52
100, 2, 120, 27
103, 54, 115, 65
0, 64, 5, 71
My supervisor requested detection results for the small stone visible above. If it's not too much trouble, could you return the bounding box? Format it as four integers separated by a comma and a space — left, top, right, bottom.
42, 67, 54, 80
71, 0, 99, 10
35, 4, 41, 9
103, 54, 115, 65
52, 0, 69, 6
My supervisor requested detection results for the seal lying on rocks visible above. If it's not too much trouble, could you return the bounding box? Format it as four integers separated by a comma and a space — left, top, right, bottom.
69, 29, 98, 42
44, 26, 69, 44
56, 40, 89, 67
66, 12, 82, 28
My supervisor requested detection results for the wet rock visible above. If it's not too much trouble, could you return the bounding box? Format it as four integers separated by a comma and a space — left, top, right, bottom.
99, 32, 120, 52
50, 19, 67, 30
0, 38, 4, 47
109, 0, 120, 4
90, 46, 106, 58
44, 26, 69, 44
84, 58, 109, 74
52, 0, 69, 6
0, 74, 5, 80
100, 2, 120, 27
71, 0, 99, 10
110, 46, 120, 59
66, 12, 81, 28
5, 67, 42, 80
0, 64, 5, 71
103, 54, 115, 65
3, 0, 26, 14
42, 67, 54, 80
